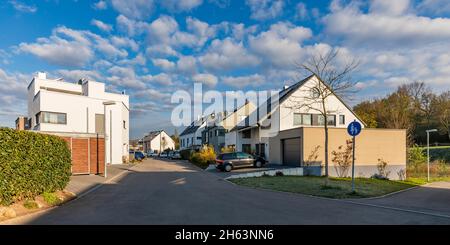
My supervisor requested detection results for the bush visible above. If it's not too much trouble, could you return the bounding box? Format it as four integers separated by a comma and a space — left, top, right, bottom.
0, 128, 71, 205
189, 145, 216, 169
42, 192, 61, 206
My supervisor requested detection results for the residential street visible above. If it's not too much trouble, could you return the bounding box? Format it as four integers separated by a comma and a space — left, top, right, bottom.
4, 158, 450, 225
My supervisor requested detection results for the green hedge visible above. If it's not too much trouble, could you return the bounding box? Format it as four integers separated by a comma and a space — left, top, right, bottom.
0, 128, 71, 205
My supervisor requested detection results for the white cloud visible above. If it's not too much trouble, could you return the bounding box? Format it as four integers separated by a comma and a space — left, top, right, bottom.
92, 1, 107, 10
249, 22, 312, 68
221, 74, 266, 88
57, 69, 103, 82
161, 0, 203, 12
152, 58, 176, 71
116, 15, 149, 36
107, 66, 146, 89
9, 0, 37, 13
118, 53, 147, 66
176, 55, 197, 74
146, 44, 179, 58
417, 0, 450, 15
143, 73, 174, 86
192, 73, 218, 87
91, 19, 113, 32
199, 38, 260, 71
369, 0, 411, 16
18, 26, 94, 67
324, 1, 450, 48
111, 0, 154, 20
245, 0, 284, 21
111, 36, 139, 51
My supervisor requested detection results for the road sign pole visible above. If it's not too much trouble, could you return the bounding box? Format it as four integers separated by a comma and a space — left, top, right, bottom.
351, 134, 355, 192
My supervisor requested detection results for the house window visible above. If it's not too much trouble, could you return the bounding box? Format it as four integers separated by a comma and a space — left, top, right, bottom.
215, 129, 218, 136
312, 114, 325, 126
209, 131, 213, 138
293, 113, 302, 126
242, 129, 251, 138
327, 115, 336, 126
187, 138, 190, 145
339, 115, 345, 125
294, 113, 312, 126
311, 87, 320, 98
219, 129, 225, 136
302, 114, 312, 125
123, 120, 126, 129
37, 111, 66, 124
242, 144, 251, 154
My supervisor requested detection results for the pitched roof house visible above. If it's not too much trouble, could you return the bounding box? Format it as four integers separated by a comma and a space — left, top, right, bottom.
143, 130, 175, 153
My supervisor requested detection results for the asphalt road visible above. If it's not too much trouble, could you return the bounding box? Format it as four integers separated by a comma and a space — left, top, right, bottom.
6, 158, 450, 224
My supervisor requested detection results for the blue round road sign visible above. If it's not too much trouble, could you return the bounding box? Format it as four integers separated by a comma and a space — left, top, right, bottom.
347, 121, 362, 136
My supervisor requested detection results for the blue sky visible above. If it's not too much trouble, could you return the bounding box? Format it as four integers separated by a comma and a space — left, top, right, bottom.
1, 0, 450, 138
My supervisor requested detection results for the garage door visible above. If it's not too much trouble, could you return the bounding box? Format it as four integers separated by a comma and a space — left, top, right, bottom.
283, 138, 301, 166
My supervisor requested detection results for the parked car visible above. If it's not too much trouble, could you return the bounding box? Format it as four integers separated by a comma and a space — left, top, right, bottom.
215, 152, 266, 172
160, 152, 168, 158
130, 151, 145, 161
170, 151, 182, 160
147, 151, 158, 157
168, 151, 175, 159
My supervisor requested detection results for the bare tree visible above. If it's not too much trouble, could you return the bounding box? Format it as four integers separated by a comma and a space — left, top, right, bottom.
291, 49, 360, 180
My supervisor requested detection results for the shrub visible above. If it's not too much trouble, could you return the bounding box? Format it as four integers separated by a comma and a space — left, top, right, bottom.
372, 158, 390, 180
332, 140, 353, 177
190, 145, 216, 169
0, 128, 71, 206
42, 192, 61, 206
408, 145, 427, 173
23, 199, 39, 209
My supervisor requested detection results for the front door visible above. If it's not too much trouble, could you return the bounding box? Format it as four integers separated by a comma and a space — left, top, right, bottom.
282, 138, 301, 166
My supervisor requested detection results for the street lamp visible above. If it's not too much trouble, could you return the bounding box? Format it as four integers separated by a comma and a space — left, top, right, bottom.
426, 129, 438, 182
103, 101, 116, 178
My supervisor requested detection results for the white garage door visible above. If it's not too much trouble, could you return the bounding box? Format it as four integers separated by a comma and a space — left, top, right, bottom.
283, 138, 301, 166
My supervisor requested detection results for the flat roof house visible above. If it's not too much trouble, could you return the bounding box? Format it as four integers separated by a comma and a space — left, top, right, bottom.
27, 72, 129, 166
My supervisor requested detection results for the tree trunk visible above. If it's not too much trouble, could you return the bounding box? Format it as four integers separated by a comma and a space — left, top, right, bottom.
324, 124, 329, 176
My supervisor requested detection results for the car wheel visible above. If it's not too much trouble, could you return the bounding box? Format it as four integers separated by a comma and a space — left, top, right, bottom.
224, 164, 232, 172
255, 160, 263, 168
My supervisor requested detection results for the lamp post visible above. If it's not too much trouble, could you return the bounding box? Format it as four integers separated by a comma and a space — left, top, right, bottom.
103, 101, 116, 178
426, 129, 438, 182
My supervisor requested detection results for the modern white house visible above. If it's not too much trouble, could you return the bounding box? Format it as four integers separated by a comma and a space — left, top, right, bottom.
27, 72, 130, 165
227, 74, 365, 160
179, 116, 209, 150
142, 130, 175, 153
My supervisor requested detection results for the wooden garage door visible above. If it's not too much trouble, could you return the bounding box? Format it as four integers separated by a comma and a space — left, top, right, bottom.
283, 138, 301, 166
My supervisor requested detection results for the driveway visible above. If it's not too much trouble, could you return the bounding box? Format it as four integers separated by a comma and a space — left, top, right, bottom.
3, 158, 450, 224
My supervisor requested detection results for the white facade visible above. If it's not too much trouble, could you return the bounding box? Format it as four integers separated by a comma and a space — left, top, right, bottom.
143, 130, 175, 153
27, 72, 129, 165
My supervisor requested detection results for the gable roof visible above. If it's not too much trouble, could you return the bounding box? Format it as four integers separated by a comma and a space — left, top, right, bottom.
143, 130, 163, 142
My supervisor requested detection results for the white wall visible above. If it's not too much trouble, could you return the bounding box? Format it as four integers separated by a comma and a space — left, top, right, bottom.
148, 131, 175, 152
27, 75, 129, 165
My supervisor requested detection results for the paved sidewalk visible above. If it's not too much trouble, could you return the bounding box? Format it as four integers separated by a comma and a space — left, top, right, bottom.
66, 163, 138, 196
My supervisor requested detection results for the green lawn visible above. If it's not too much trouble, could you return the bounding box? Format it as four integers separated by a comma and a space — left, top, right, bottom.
230, 176, 419, 199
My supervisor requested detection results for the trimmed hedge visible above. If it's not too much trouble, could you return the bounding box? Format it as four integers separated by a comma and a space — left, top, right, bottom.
0, 128, 71, 205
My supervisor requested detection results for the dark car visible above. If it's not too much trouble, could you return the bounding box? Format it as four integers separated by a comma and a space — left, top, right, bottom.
215, 152, 266, 172
130, 151, 145, 161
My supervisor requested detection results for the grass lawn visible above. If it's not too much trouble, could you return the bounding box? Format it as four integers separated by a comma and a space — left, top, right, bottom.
230, 176, 420, 199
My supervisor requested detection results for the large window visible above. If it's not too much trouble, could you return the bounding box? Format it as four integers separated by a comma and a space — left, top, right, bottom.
36, 111, 66, 125
293, 113, 302, 125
